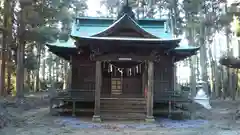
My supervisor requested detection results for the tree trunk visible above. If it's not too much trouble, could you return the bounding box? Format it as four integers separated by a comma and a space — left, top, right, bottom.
189, 58, 196, 97
55, 57, 59, 82
63, 61, 68, 89
208, 40, 215, 98
199, 24, 208, 91
224, 3, 235, 100
236, 69, 240, 98
7, 50, 12, 95
16, 40, 25, 98
34, 44, 41, 92
48, 54, 53, 88
146, 0, 154, 18
226, 26, 234, 99
41, 48, 46, 81
16, 6, 25, 99
212, 37, 220, 98
26, 70, 31, 91
187, 22, 196, 98
0, 0, 10, 96
222, 66, 228, 99
6, 0, 14, 96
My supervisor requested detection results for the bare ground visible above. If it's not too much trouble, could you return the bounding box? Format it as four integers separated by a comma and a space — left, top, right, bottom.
1, 93, 240, 135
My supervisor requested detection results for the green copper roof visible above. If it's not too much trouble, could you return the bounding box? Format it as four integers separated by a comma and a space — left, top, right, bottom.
46, 37, 199, 61
92, 14, 158, 38
46, 38, 198, 51
172, 46, 200, 61
46, 38, 77, 60
47, 13, 199, 61
46, 38, 76, 48
71, 15, 171, 38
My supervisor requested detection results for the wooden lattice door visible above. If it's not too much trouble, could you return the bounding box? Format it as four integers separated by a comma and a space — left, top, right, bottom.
111, 78, 122, 95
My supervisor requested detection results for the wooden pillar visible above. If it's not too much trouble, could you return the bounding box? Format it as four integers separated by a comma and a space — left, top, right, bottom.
172, 57, 177, 90
173, 65, 177, 90
142, 63, 147, 97
145, 61, 155, 122
92, 61, 102, 122
69, 56, 76, 116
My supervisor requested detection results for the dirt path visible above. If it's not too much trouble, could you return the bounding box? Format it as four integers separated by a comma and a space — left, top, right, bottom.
1, 94, 240, 135
0, 106, 239, 135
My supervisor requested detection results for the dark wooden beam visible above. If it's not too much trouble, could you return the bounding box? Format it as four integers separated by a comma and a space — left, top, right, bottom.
146, 61, 155, 122
93, 53, 157, 61
92, 61, 102, 122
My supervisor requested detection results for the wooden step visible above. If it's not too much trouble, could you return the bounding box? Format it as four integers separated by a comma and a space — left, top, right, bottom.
101, 109, 146, 113
101, 105, 145, 109
100, 100, 146, 104
100, 98, 146, 120
100, 102, 146, 105
101, 113, 146, 120
100, 98, 145, 101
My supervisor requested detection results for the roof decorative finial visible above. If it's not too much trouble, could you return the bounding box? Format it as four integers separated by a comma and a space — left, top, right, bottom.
117, 0, 136, 20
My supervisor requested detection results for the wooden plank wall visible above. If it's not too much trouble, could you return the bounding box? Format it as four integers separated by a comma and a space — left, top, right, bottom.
71, 55, 96, 101
153, 60, 173, 102
122, 77, 142, 95
70, 55, 174, 101
72, 56, 96, 89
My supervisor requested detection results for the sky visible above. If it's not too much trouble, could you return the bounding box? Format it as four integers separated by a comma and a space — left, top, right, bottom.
86, 0, 239, 16
86, 0, 100, 16
87, 0, 106, 17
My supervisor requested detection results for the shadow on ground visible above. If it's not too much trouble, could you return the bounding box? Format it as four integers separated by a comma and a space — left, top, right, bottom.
55, 116, 208, 129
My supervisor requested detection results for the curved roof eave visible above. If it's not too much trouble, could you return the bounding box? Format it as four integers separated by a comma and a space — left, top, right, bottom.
73, 36, 181, 42
46, 45, 77, 61
46, 38, 76, 48
173, 46, 200, 62
92, 14, 159, 38
72, 36, 181, 49
174, 46, 200, 53
46, 38, 77, 61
